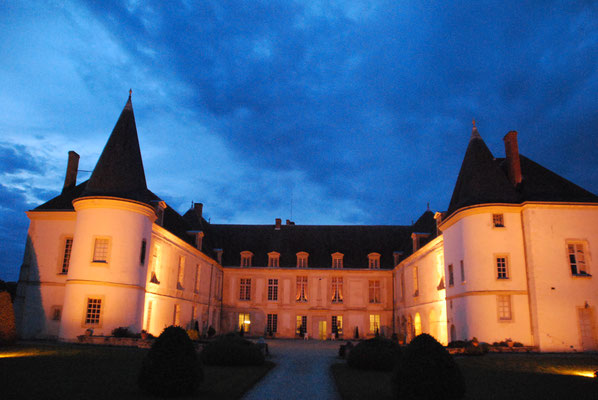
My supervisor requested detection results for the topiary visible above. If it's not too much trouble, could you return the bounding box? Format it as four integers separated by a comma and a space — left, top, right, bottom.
200, 333, 264, 366
138, 325, 203, 397
348, 337, 401, 371
111, 326, 133, 338
393, 333, 465, 400
0, 291, 16, 345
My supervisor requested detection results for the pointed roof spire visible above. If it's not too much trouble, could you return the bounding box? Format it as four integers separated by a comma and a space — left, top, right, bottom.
81, 92, 150, 203
471, 118, 481, 139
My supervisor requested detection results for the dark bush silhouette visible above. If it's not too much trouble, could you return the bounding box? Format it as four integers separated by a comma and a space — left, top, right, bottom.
138, 326, 203, 397
393, 333, 465, 400
111, 326, 134, 338
339, 341, 354, 358
0, 291, 16, 345
201, 333, 264, 366
348, 337, 401, 371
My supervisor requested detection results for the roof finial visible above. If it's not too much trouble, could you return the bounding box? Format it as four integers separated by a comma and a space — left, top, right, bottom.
472, 118, 476, 128
129, 88, 132, 98
471, 118, 481, 139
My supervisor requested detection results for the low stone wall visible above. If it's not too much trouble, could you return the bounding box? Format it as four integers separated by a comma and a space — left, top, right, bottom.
76, 335, 154, 348
447, 346, 538, 354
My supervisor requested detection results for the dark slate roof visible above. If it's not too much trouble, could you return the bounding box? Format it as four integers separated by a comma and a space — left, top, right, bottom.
81, 95, 151, 204
447, 128, 598, 217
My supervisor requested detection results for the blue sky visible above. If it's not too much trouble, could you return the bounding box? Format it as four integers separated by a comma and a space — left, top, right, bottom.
1, 1, 597, 281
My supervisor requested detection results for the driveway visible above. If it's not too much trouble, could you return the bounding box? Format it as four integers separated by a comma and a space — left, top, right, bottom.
242, 339, 341, 400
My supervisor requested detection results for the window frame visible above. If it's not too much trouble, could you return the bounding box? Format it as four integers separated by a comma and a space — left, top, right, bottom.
496, 294, 513, 321
177, 255, 185, 290
495, 255, 509, 280
296, 276, 308, 302
331, 277, 343, 303
268, 251, 280, 267
368, 252, 381, 269
60, 237, 73, 274
239, 278, 252, 301
369, 314, 380, 334
368, 279, 381, 304
267, 278, 279, 301
82, 296, 104, 328
492, 213, 505, 228
91, 237, 111, 264
240, 251, 253, 267
448, 264, 454, 287
567, 241, 590, 277
296, 252, 309, 268
332, 252, 344, 269
413, 266, 419, 297
267, 313, 278, 333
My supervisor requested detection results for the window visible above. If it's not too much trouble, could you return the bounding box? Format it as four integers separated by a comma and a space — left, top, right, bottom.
61, 237, 73, 274
332, 315, 343, 335
92, 238, 109, 263
140, 239, 147, 265
368, 280, 381, 303
414, 313, 422, 336
332, 252, 344, 269
369, 314, 380, 333
496, 256, 508, 279
240, 251, 253, 267
268, 252, 280, 267
448, 264, 454, 287
460, 260, 465, 282
239, 312, 251, 333
150, 244, 161, 284
239, 278, 251, 301
194, 264, 201, 293
368, 253, 381, 269
297, 252, 309, 268
393, 251, 402, 267
568, 242, 589, 276
85, 298, 102, 325
173, 304, 181, 326
493, 213, 505, 227
497, 295, 512, 320
268, 278, 279, 301
296, 315, 307, 336
413, 266, 419, 296
296, 276, 308, 302
177, 256, 185, 290
331, 277, 343, 303
267, 314, 278, 333
51, 306, 62, 321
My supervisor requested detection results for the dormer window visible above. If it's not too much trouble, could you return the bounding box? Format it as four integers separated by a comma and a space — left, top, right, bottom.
332, 252, 344, 269
393, 251, 403, 267
297, 252, 309, 268
411, 233, 430, 253
493, 214, 505, 228
268, 252, 280, 267
152, 200, 167, 226
368, 253, 381, 269
240, 251, 253, 267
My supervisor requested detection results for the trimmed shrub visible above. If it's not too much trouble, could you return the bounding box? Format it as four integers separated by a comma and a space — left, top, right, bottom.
347, 337, 401, 371
112, 326, 133, 338
393, 333, 465, 400
186, 329, 200, 341
200, 333, 264, 366
138, 326, 203, 397
339, 341, 354, 358
0, 291, 16, 345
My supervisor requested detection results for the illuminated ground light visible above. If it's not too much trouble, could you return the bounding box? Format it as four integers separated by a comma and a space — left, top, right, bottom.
0, 349, 58, 358
555, 369, 598, 378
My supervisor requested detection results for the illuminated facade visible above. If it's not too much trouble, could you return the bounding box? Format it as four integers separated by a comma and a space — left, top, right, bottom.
14, 97, 598, 351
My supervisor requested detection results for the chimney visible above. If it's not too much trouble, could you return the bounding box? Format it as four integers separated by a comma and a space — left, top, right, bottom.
275, 218, 281, 230
62, 151, 80, 193
194, 203, 203, 219
503, 131, 522, 186
214, 249, 223, 265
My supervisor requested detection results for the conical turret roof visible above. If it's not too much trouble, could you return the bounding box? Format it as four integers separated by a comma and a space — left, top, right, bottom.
82, 92, 151, 203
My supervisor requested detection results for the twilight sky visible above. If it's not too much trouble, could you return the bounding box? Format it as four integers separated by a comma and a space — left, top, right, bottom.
1, 1, 597, 281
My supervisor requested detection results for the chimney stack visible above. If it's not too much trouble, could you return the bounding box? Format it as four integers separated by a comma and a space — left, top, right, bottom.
62, 151, 80, 193
194, 203, 203, 219
275, 218, 282, 230
503, 131, 522, 186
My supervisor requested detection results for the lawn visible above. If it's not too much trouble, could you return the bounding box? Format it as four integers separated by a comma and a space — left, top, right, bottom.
332, 353, 598, 400
0, 342, 274, 400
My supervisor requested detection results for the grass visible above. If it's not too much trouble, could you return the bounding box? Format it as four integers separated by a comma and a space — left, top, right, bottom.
0, 342, 274, 400
332, 353, 598, 400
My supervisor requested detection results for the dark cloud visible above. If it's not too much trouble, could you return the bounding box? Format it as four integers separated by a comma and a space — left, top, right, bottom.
0, 143, 43, 174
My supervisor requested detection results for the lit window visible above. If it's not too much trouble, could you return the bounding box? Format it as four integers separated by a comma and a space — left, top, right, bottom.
369, 314, 380, 333
414, 313, 422, 336
568, 242, 589, 276
496, 256, 508, 279
268, 278, 279, 301
92, 238, 109, 263
448, 264, 454, 287
332, 315, 343, 336
332, 252, 344, 269
368, 280, 381, 303
497, 295, 512, 320
51, 306, 62, 321
61, 237, 73, 274
296, 276, 308, 302
413, 266, 419, 296
140, 239, 147, 265
85, 298, 102, 325
239, 278, 251, 301
194, 264, 201, 293
331, 277, 343, 303
240, 251, 253, 267
173, 304, 181, 326
239, 312, 251, 333
267, 314, 278, 333
296, 315, 307, 336
460, 260, 465, 282
493, 214, 505, 227
268, 252, 280, 267
177, 256, 185, 290
150, 244, 161, 284
297, 252, 309, 268
368, 253, 381, 269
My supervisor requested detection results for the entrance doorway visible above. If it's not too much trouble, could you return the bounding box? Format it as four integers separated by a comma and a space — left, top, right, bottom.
578, 307, 598, 351
318, 320, 327, 340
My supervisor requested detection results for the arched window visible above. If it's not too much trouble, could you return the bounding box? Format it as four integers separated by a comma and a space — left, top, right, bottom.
414, 312, 422, 337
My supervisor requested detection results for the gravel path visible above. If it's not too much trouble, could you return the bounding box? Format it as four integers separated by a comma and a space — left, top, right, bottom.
242, 339, 341, 400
